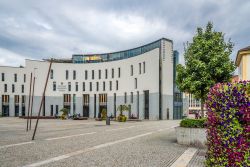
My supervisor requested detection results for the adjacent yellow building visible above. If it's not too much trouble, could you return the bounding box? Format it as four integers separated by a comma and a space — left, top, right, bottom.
236, 46, 250, 80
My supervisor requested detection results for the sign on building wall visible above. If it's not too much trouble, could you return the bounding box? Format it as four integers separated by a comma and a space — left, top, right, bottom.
57, 83, 66, 92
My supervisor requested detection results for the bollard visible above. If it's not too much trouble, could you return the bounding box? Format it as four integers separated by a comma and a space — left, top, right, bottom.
106, 117, 110, 125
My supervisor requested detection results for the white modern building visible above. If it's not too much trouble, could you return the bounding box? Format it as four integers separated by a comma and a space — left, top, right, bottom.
0, 38, 183, 120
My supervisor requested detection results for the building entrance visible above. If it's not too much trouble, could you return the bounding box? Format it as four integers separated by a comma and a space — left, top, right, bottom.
99, 94, 107, 118
83, 94, 89, 117
2, 95, 9, 117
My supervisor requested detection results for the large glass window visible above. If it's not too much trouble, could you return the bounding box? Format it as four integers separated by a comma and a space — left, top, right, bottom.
116, 80, 118, 90
24, 74, 26, 82
21, 85, 24, 93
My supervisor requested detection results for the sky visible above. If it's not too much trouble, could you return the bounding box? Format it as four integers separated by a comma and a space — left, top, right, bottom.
0, 0, 249, 67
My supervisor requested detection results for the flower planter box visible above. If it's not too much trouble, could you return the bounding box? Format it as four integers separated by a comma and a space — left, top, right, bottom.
175, 126, 206, 148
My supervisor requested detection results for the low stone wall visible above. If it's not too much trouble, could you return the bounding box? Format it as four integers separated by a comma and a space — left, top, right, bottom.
175, 127, 206, 148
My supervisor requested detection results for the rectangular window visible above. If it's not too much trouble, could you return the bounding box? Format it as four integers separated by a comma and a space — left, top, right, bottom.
50, 69, 54, 79
112, 68, 114, 78
4, 84, 7, 92
68, 82, 71, 91
118, 68, 121, 78
109, 81, 112, 91
103, 81, 105, 91
73, 70, 76, 80
96, 82, 99, 91
1, 73, 4, 81
131, 65, 133, 76
12, 84, 15, 93
131, 92, 133, 103
135, 78, 137, 89
56, 105, 59, 115
24, 74, 26, 82
139, 63, 141, 74
105, 69, 108, 79
21, 85, 24, 93
92, 70, 94, 79
66, 70, 69, 80
85, 70, 88, 80
99, 70, 101, 79
14, 74, 17, 82
143, 62, 145, 73
116, 80, 118, 90
75, 82, 78, 91
83, 82, 85, 91
50, 105, 53, 116
53, 82, 56, 91
89, 82, 92, 91
124, 92, 127, 103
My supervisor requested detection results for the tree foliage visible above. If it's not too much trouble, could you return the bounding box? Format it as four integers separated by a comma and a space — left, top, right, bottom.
176, 22, 236, 113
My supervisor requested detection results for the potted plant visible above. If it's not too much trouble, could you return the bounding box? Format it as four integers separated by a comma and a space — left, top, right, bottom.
60, 108, 69, 120
117, 105, 129, 122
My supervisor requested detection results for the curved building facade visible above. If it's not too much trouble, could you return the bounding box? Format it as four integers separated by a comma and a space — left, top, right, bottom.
0, 38, 175, 120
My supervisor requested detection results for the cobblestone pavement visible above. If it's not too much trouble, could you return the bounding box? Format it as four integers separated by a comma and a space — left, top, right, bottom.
187, 149, 206, 167
0, 118, 203, 167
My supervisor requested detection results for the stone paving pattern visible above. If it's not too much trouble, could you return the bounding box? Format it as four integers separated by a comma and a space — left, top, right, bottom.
0, 118, 204, 167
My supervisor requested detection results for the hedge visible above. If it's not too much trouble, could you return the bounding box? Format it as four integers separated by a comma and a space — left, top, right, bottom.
180, 118, 207, 128
206, 81, 250, 167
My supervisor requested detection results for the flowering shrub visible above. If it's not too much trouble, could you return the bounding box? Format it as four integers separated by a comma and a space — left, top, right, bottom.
206, 81, 250, 167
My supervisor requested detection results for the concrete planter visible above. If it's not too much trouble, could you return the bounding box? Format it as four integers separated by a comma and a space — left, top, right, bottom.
175, 126, 207, 148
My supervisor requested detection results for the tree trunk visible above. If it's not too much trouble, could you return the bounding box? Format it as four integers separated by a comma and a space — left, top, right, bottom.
201, 101, 204, 117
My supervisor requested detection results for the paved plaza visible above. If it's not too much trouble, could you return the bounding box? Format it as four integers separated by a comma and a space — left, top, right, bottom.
0, 118, 205, 167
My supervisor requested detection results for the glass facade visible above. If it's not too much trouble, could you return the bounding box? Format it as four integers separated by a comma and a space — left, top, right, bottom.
72, 40, 161, 64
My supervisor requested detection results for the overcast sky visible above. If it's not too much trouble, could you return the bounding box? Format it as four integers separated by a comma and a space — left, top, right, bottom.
0, 0, 249, 67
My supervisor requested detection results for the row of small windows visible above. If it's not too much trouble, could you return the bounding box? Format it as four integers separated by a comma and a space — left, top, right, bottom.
53, 81, 120, 92
1, 73, 26, 82
50, 68, 121, 80
130, 62, 146, 76
2, 84, 25, 93
53, 78, 138, 92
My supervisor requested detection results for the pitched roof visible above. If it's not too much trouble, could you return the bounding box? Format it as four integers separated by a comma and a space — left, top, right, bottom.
235, 46, 250, 66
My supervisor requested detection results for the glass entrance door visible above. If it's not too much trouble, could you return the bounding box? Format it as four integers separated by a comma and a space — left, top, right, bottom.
83, 94, 89, 117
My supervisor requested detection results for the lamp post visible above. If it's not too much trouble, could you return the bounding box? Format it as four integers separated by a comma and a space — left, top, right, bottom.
29, 68, 37, 130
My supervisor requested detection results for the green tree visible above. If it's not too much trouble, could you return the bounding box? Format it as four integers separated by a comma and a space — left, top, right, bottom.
176, 22, 236, 116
